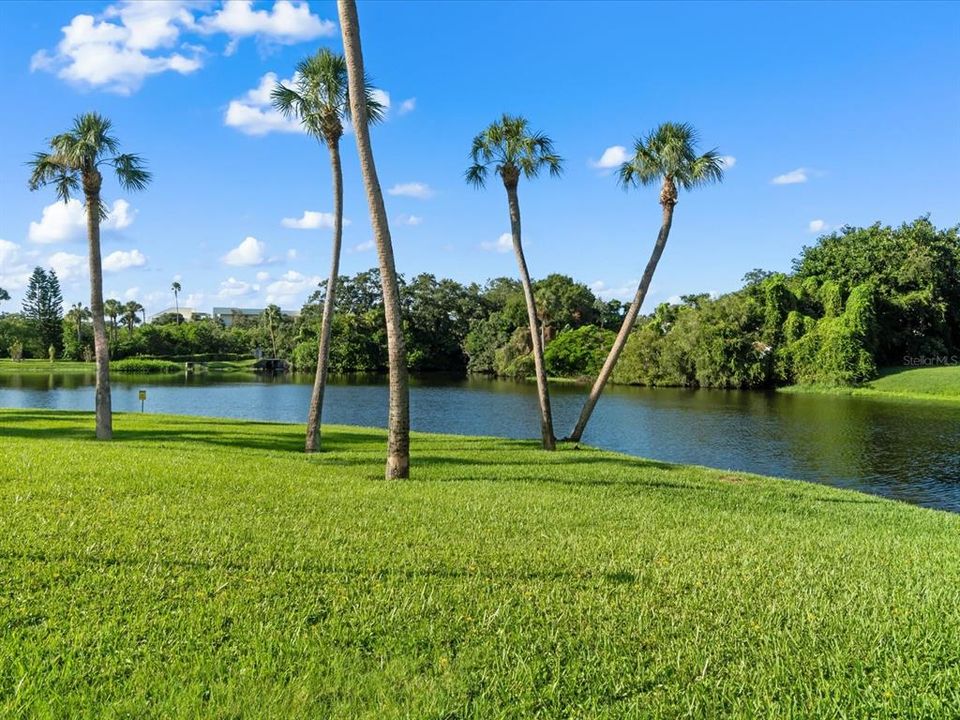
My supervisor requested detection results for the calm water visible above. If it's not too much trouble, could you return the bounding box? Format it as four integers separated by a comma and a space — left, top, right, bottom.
1, 371, 958, 512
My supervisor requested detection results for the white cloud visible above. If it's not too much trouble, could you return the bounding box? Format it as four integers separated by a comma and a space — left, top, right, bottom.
224, 71, 303, 135
124, 286, 140, 301
200, 1, 335, 45
103, 249, 147, 272
286, 249, 298, 260
32, 2, 336, 94
808, 219, 829, 233
480, 233, 513, 254
387, 182, 434, 199
396, 214, 423, 226
772, 168, 808, 185
218, 276, 259, 299
265, 270, 321, 306
29, 199, 136, 244
30, 3, 203, 95
398, 97, 416, 115
281, 210, 350, 230
371, 89, 391, 116
256, 271, 271, 282
591, 279, 637, 302
590, 145, 629, 169
0, 240, 32, 291
103, 199, 136, 230
49, 252, 87, 282
719, 155, 737, 169
349, 240, 375, 254
222, 236, 267, 266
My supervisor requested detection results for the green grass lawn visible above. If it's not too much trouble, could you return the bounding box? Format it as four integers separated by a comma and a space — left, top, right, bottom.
0, 358, 259, 375
780, 365, 960, 403
0, 359, 94, 374
1, 410, 959, 718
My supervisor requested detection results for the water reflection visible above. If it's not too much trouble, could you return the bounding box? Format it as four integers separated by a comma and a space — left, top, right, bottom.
0, 371, 957, 512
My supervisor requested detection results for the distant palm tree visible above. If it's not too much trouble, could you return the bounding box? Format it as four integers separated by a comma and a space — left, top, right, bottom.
338, 0, 410, 479
28, 113, 151, 440
66, 302, 91, 345
104, 298, 122, 342
567, 122, 724, 443
0, 287, 10, 310
171, 281, 182, 324
122, 301, 144, 335
272, 48, 385, 454
466, 114, 563, 450
261, 304, 283, 358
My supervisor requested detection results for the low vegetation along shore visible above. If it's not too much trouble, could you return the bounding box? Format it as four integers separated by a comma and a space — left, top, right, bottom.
780, 365, 960, 403
2, 409, 958, 716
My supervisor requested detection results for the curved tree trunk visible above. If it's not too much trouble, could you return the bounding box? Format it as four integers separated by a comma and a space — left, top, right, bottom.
505, 180, 556, 450
305, 142, 344, 453
339, 0, 410, 479
85, 176, 112, 440
568, 199, 675, 443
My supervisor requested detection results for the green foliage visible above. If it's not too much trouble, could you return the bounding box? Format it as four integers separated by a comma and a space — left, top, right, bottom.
4, 410, 960, 717
110, 358, 182, 374
544, 325, 614, 378
794, 218, 960, 363
8, 339, 23, 361
21, 267, 63, 356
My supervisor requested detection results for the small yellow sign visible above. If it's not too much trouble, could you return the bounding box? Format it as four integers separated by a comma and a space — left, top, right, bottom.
138, 390, 147, 401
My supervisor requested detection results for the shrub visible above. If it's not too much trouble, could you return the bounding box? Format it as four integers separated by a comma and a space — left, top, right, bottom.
544, 325, 614, 378
111, 358, 182, 374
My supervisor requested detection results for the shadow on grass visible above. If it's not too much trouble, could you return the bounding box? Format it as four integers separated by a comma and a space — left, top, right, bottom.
3, 547, 646, 587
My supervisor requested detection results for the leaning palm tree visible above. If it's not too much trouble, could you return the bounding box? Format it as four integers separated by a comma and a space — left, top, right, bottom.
272, 48, 385, 454
104, 298, 122, 343
28, 113, 150, 440
171, 281, 182, 324
338, 0, 410, 479
567, 122, 723, 443
466, 114, 563, 450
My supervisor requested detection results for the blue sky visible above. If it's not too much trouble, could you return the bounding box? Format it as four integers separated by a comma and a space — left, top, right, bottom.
1, 1, 957, 316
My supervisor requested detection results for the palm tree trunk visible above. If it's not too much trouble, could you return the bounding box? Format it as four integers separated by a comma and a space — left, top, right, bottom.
175, 294, 180, 325
567, 199, 675, 443
339, 0, 410, 479
85, 179, 112, 440
305, 142, 344, 453
505, 181, 556, 450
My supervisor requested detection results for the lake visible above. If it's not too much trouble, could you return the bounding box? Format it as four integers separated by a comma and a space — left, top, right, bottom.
1, 371, 958, 512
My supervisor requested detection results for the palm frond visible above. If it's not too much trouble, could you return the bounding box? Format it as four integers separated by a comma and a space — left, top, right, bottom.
111, 153, 152, 192
465, 163, 488, 188
27, 152, 80, 201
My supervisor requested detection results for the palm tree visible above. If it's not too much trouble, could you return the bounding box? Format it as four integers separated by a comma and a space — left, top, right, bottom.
66, 302, 91, 345
28, 113, 151, 440
272, 48, 385, 454
0, 287, 10, 311
567, 122, 724, 443
466, 114, 563, 450
122, 301, 144, 335
104, 298, 122, 343
261, 304, 283, 358
338, 0, 410, 479
171, 281, 182, 324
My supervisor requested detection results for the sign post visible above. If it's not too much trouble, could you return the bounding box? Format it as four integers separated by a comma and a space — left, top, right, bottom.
138, 389, 146, 413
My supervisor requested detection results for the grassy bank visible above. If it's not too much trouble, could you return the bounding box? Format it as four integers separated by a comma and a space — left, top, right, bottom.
781, 365, 960, 403
1, 410, 958, 717
0, 358, 257, 375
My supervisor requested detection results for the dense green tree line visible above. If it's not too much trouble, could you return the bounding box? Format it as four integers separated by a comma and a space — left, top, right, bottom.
2, 218, 955, 391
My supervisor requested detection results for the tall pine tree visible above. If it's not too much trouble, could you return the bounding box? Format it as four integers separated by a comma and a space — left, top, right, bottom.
22, 267, 64, 355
